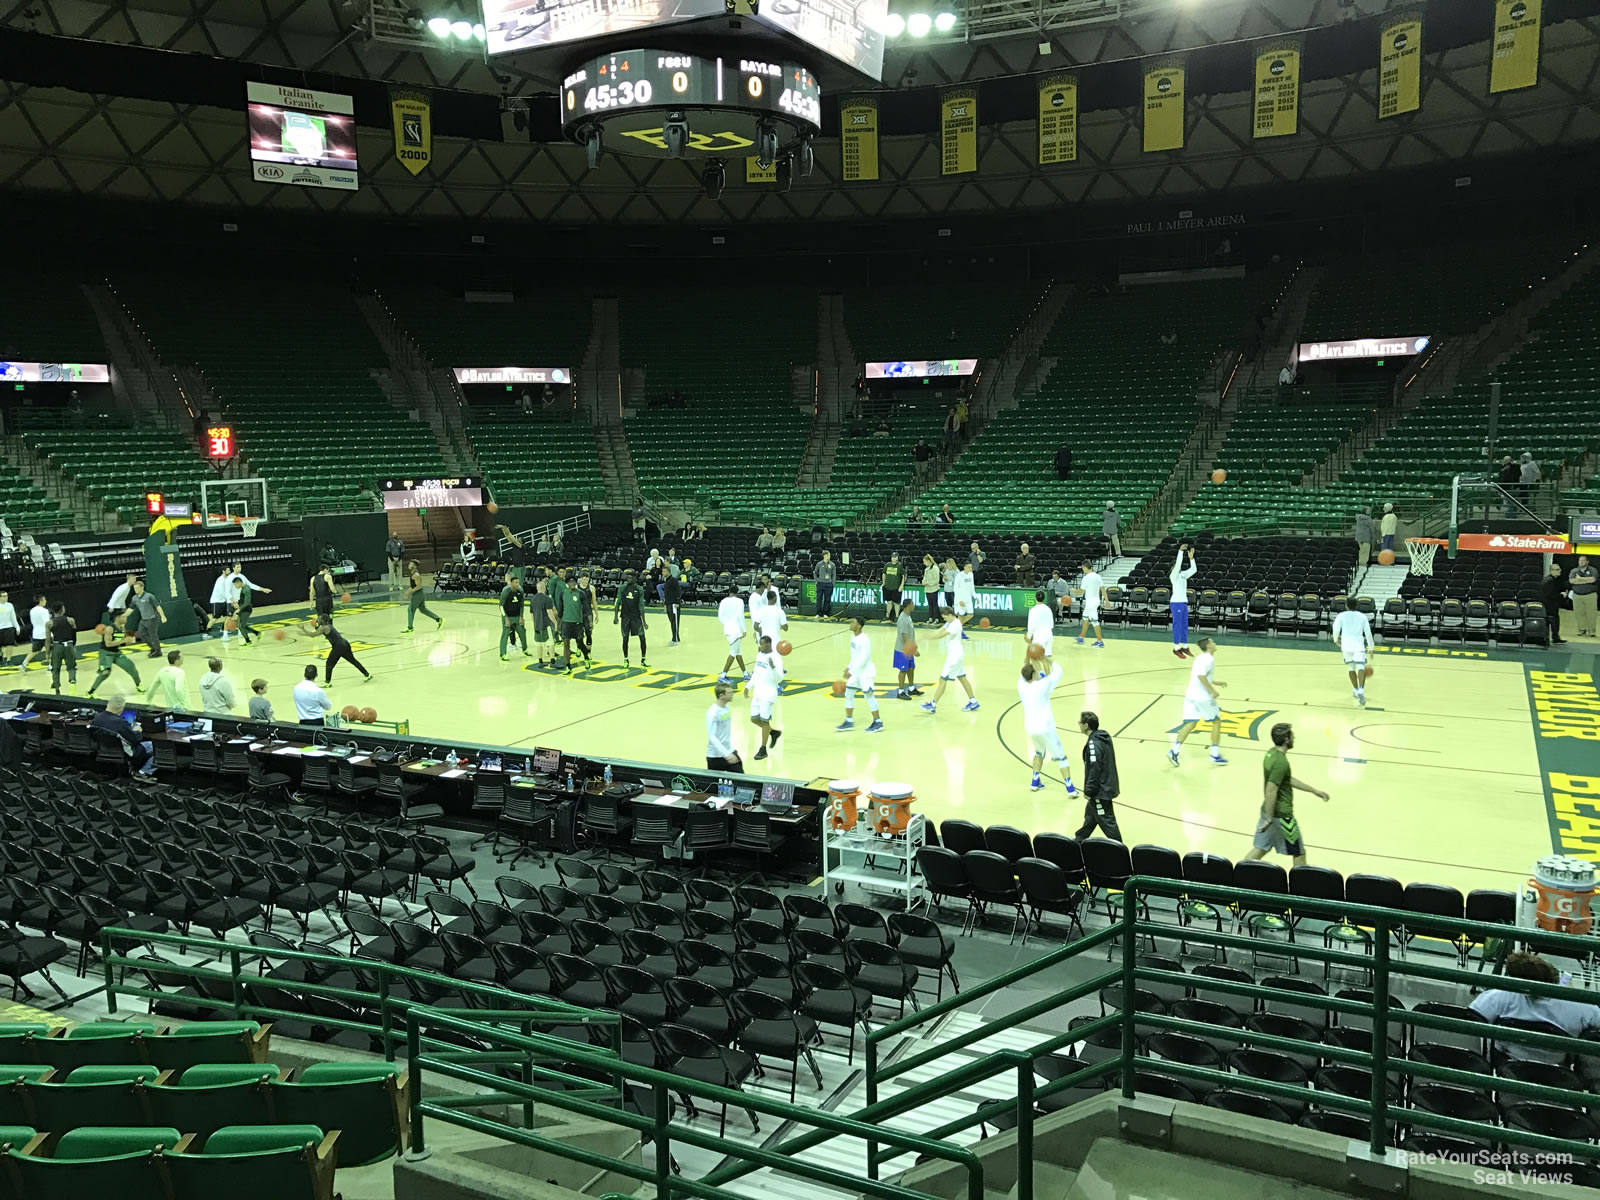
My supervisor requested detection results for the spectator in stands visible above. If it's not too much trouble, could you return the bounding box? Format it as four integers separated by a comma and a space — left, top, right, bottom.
1054, 443, 1072, 480
90, 695, 155, 779
1544, 563, 1567, 645
906, 506, 924, 532
320, 543, 339, 568
147, 649, 188, 710
199, 657, 235, 715
1571, 555, 1597, 638
1353, 507, 1375, 565
248, 679, 273, 722
1102, 502, 1122, 557
936, 503, 955, 527
757, 526, 775, 557
943, 407, 959, 448
1049, 569, 1073, 620
1470, 951, 1600, 1063
536, 531, 552, 555
519, 389, 534, 414
1379, 503, 1397, 552
1497, 455, 1521, 518
1014, 543, 1037, 589
874, 417, 891, 438
1519, 452, 1542, 505
458, 533, 477, 564
954, 398, 970, 440
632, 497, 647, 543
293, 664, 334, 726
968, 541, 985, 584
355, 482, 377, 510
772, 527, 787, 556
913, 439, 934, 480
814, 550, 837, 619
1277, 363, 1295, 390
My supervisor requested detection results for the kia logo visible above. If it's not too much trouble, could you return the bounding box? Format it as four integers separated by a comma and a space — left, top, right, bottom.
258, 166, 284, 179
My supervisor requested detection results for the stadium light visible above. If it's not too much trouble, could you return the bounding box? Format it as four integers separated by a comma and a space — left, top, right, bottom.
906, 12, 932, 35
934, 10, 956, 31
884, 13, 906, 36
472, 23, 485, 40
450, 19, 472, 37
884, 11, 956, 38
427, 15, 451, 35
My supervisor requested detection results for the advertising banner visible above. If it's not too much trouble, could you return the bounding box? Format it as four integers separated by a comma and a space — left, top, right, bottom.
0, 361, 110, 383
1379, 15, 1423, 118
1038, 74, 1077, 165
1142, 62, 1185, 152
940, 88, 978, 176
1297, 336, 1430, 363
453, 367, 571, 385
800, 582, 1034, 627
1252, 44, 1300, 139
1490, 0, 1542, 93
864, 359, 978, 379
840, 97, 879, 182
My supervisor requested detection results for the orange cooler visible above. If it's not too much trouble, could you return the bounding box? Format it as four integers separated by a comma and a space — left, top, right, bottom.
870, 782, 916, 835
827, 779, 861, 831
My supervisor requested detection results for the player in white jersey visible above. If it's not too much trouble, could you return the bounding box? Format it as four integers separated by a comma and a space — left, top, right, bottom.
1017, 657, 1076, 794
953, 562, 977, 639
1025, 590, 1055, 659
1168, 544, 1197, 657
748, 575, 772, 623
836, 617, 883, 733
749, 634, 785, 759
756, 589, 788, 651
920, 605, 979, 715
716, 582, 751, 684
1076, 560, 1107, 647
1330, 596, 1376, 706
1169, 636, 1226, 765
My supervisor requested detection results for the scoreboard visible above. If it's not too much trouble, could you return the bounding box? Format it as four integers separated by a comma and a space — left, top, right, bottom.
562, 51, 820, 130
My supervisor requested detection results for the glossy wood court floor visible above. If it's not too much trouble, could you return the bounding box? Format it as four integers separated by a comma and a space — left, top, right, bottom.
12, 586, 1597, 898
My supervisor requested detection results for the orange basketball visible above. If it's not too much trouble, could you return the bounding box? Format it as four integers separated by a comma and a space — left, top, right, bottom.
487, 501, 499, 514
340, 592, 352, 603
224, 617, 238, 631
1363, 665, 1375, 680
1027, 642, 1045, 660
94, 623, 106, 635
1211, 468, 1227, 484
831, 680, 847, 696
978, 617, 991, 629
906, 640, 918, 657
341, 705, 359, 720
1377, 549, 1396, 566
358, 707, 377, 723
273, 628, 286, 640
776, 640, 793, 656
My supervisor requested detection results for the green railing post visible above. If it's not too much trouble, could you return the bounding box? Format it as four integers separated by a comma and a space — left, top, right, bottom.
1015, 1060, 1034, 1200
407, 1013, 427, 1157
865, 1033, 879, 1181
381, 973, 396, 1063
1119, 882, 1139, 1099
1369, 922, 1391, 1157
653, 1081, 672, 1200
521, 1018, 535, 1131
102, 932, 118, 1015
229, 947, 243, 1020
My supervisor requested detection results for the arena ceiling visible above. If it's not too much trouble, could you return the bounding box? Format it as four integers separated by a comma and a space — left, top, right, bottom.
0, 0, 1597, 224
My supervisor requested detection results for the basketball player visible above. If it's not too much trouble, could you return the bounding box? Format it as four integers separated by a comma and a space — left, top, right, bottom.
663, 561, 683, 645
496, 524, 527, 584
837, 616, 884, 733
750, 634, 785, 759
401, 562, 444, 634
147, 649, 188, 710
892, 598, 921, 698
86, 616, 141, 697
499, 574, 529, 661
577, 571, 598, 653
531, 576, 556, 667
717, 581, 748, 684
1077, 559, 1107, 647
1169, 635, 1225, 765
1243, 722, 1329, 868
44, 602, 76, 693
0, 591, 20, 665
953, 561, 977, 639
705, 682, 742, 772
310, 566, 335, 627
229, 578, 256, 645
921, 605, 979, 715
756, 588, 788, 656
558, 568, 591, 672
206, 565, 233, 638
19, 594, 50, 672
1169, 544, 1197, 657
1330, 596, 1375, 707
1017, 656, 1074, 794
614, 569, 648, 669
316, 621, 371, 685
748, 574, 772, 626
1025, 589, 1054, 660
103, 572, 136, 628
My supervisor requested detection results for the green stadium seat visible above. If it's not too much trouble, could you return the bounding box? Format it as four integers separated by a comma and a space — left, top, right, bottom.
268, 1063, 407, 1166
170, 1125, 336, 1200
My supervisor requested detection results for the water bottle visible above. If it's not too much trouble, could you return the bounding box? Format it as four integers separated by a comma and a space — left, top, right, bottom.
566, 770, 575, 793
603, 763, 613, 788
446, 748, 459, 770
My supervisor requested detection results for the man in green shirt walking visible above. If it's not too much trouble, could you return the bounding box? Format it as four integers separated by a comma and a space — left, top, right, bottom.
402, 562, 444, 634
557, 567, 590, 672
1245, 723, 1329, 867
499, 575, 530, 660
881, 552, 906, 623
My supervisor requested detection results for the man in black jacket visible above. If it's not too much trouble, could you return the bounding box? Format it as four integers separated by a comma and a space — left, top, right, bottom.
89, 695, 155, 778
1074, 711, 1122, 841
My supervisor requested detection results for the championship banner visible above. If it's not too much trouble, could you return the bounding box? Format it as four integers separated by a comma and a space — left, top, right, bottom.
1252, 44, 1300, 139
1142, 62, 1185, 153
1378, 16, 1422, 119
390, 88, 432, 176
745, 158, 777, 183
1490, 0, 1542, 93
1038, 74, 1078, 165
840, 98, 878, 182
940, 88, 978, 176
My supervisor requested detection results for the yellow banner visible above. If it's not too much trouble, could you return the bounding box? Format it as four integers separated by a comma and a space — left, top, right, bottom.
840, 98, 878, 182
1378, 17, 1422, 119
940, 88, 978, 176
745, 158, 777, 184
390, 88, 432, 176
1490, 0, 1542, 93
1252, 45, 1300, 139
1038, 75, 1077, 165
1142, 63, 1185, 153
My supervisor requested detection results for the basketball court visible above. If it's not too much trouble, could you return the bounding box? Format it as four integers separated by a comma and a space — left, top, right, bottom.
11, 579, 1591, 899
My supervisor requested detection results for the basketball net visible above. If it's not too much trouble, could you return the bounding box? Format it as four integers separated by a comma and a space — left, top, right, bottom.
240, 518, 261, 538
1405, 538, 1438, 576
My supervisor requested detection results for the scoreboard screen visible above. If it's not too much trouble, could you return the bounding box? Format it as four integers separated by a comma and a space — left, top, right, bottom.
205, 425, 235, 460
484, 0, 722, 57
246, 82, 357, 191
562, 51, 821, 129
381, 476, 485, 511
755, 0, 890, 82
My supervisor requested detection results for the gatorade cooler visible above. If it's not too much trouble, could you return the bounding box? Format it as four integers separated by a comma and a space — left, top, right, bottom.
870, 782, 916, 836
1518, 856, 1597, 936
827, 779, 861, 831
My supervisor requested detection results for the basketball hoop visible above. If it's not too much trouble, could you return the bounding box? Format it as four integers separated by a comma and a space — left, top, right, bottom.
240, 518, 261, 538
1405, 537, 1438, 576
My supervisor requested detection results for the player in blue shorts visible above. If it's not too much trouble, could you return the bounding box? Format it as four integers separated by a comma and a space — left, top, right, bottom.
892, 599, 922, 698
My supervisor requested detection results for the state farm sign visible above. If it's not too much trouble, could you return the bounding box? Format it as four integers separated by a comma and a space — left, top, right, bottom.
1455, 533, 1571, 553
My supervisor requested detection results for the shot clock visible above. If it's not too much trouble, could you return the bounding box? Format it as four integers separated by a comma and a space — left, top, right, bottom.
205, 425, 235, 461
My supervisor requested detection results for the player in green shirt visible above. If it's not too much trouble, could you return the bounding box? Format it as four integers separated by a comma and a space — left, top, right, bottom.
1245, 723, 1329, 867
614, 571, 648, 669
557, 568, 590, 672
401, 562, 444, 634
86, 616, 142, 696
499, 576, 529, 660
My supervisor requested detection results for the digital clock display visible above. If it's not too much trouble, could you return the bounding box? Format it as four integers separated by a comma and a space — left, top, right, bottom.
561, 51, 821, 130
205, 424, 234, 460
381, 476, 485, 511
